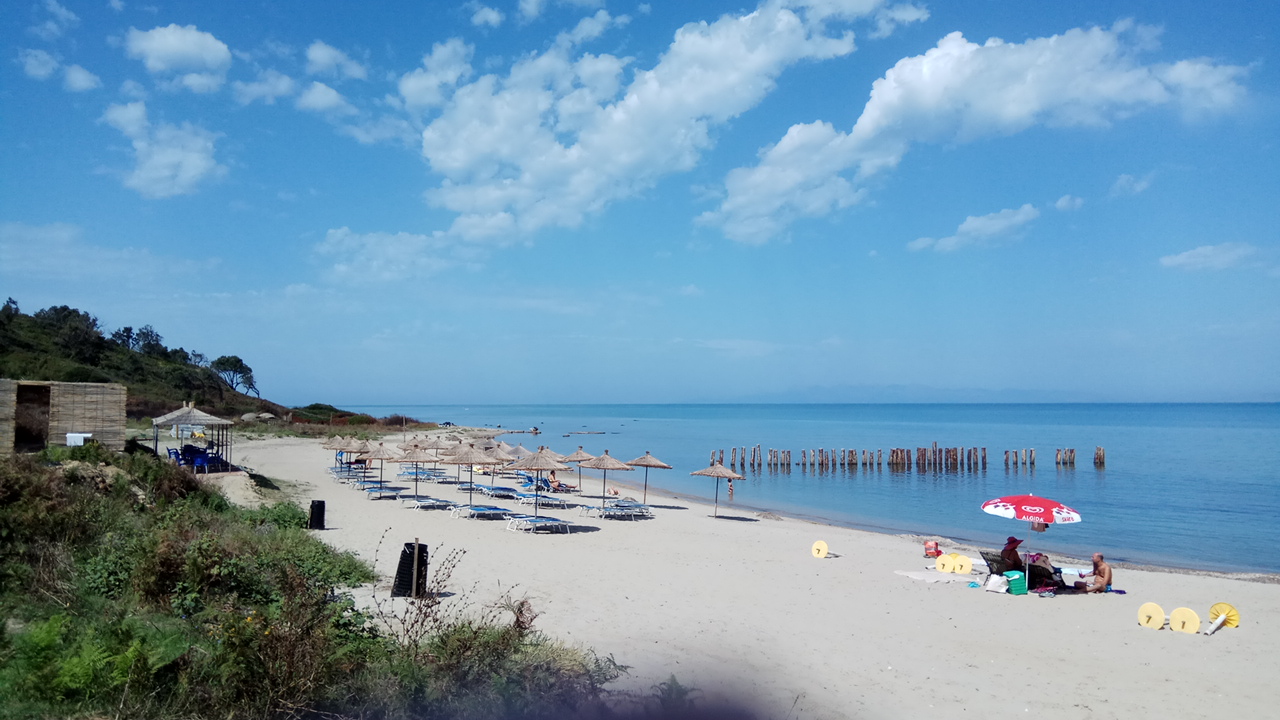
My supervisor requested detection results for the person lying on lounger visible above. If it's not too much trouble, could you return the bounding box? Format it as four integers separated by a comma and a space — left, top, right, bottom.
549, 478, 577, 492
1074, 553, 1113, 593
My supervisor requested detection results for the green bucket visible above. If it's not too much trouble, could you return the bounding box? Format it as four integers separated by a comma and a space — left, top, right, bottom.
1004, 570, 1028, 595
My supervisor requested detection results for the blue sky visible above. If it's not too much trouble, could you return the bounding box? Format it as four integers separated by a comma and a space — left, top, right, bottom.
2, 0, 1277, 405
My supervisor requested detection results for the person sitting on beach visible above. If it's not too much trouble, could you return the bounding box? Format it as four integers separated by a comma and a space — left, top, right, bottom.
1001, 536, 1025, 571
1074, 553, 1113, 593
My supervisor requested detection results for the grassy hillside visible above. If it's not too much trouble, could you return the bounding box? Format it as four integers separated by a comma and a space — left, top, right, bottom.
0, 299, 287, 419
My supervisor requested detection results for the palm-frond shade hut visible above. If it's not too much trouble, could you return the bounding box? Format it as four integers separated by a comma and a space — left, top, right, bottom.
1, 380, 127, 454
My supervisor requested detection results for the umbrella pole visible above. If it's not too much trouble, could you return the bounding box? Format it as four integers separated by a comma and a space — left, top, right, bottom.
643, 467, 650, 504
468, 465, 475, 507
534, 471, 541, 518
714, 478, 720, 517
601, 470, 608, 509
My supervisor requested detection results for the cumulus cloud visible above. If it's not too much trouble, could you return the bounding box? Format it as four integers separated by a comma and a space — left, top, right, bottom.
18, 48, 59, 80
296, 81, 356, 114
1055, 194, 1084, 211
125, 24, 232, 93
305, 40, 368, 80
1159, 243, 1257, 271
557, 9, 630, 47
469, 3, 504, 28
232, 69, 296, 105
1111, 172, 1153, 196
398, 38, 473, 110
419, 0, 883, 241
109, 0, 124, 11
28, 0, 79, 41
702, 21, 1249, 243
909, 204, 1040, 252
63, 64, 101, 91
100, 101, 227, 198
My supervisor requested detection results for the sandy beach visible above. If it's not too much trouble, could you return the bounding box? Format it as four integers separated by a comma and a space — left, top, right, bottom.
225, 434, 1280, 719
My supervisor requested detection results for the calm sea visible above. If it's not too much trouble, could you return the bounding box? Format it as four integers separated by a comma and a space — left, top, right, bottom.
344, 404, 1280, 573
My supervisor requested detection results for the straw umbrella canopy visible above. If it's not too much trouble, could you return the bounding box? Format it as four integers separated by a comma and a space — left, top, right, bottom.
486, 445, 516, 465
441, 444, 502, 507
418, 435, 455, 451
359, 443, 402, 488
579, 450, 633, 508
562, 446, 594, 488
394, 448, 443, 499
508, 443, 534, 460
505, 449, 570, 517
540, 446, 568, 462
691, 462, 743, 517
627, 451, 673, 504
496, 440, 516, 453
396, 436, 422, 451
322, 435, 344, 450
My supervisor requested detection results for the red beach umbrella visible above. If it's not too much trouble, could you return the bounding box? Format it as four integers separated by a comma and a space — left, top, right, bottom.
981, 495, 1082, 525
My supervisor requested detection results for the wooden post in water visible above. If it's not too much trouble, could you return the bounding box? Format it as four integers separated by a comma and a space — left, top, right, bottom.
982, 447, 987, 470
1094, 446, 1105, 468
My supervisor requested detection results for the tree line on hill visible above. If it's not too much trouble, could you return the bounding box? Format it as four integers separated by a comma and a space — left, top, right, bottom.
0, 298, 284, 419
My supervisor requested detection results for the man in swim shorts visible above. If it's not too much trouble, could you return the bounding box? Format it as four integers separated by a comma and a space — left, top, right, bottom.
1074, 553, 1112, 593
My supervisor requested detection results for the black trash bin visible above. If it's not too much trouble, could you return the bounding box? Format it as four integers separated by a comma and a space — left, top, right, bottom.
391, 542, 430, 598
308, 500, 325, 530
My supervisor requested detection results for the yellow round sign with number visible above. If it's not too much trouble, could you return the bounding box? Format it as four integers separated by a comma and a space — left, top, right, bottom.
811, 540, 828, 558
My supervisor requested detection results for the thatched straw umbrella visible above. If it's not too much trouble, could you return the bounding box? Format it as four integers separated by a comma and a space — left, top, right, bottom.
441, 444, 502, 507
508, 443, 534, 460
360, 442, 402, 489
691, 462, 743, 517
627, 451, 673, 504
505, 449, 569, 517
579, 450, 633, 509
394, 447, 443, 499
562, 446, 594, 489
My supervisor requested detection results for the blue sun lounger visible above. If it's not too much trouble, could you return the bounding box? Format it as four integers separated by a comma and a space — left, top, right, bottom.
450, 504, 512, 520
515, 493, 567, 509
506, 515, 571, 534
479, 485, 520, 499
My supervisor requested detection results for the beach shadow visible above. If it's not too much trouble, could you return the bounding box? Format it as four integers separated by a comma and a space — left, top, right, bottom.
646, 503, 688, 510
248, 472, 280, 490
567, 525, 602, 534
712, 514, 759, 522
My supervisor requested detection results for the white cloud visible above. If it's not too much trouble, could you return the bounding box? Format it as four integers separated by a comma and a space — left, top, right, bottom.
305, 40, 368, 80
232, 69, 296, 105
678, 284, 702, 296
1111, 172, 1153, 196
109, 0, 125, 11
100, 101, 227, 198
1159, 243, 1257, 271
125, 24, 232, 93
63, 64, 101, 91
296, 81, 356, 114
519, 0, 605, 22
120, 79, 147, 99
909, 203, 1040, 252
316, 227, 459, 280
1055, 194, 1084, 211
420, 0, 877, 241
557, 9, 630, 47
470, 4, 504, 28
398, 38, 473, 110
27, 0, 79, 40
703, 21, 1249, 243
18, 48, 59, 80
868, 3, 929, 40
0, 221, 194, 286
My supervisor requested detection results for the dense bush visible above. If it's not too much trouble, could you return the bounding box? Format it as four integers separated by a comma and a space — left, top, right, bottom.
0, 451, 622, 719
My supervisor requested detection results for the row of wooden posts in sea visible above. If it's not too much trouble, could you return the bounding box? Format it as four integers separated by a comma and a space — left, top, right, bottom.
712, 444, 1107, 472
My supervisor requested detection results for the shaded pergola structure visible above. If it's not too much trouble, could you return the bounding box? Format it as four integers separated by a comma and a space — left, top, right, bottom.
152, 403, 234, 463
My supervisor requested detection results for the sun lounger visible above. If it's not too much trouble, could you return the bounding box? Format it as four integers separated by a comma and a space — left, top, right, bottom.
479, 485, 519, 499
364, 485, 403, 500
515, 493, 567, 508
450, 504, 512, 520
406, 496, 456, 511
980, 550, 1015, 576
506, 515, 571, 534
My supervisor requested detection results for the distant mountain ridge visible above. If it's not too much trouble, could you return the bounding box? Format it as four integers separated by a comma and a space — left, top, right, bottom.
0, 298, 288, 419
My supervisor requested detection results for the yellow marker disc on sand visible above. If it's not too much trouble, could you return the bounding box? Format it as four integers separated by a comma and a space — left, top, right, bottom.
1137, 602, 1165, 629
952, 555, 973, 575
1169, 607, 1201, 634
935, 554, 955, 573
811, 540, 829, 559
1209, 602, 1240, 629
